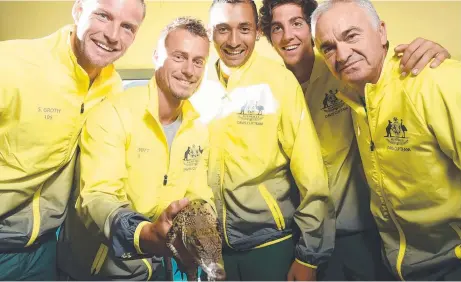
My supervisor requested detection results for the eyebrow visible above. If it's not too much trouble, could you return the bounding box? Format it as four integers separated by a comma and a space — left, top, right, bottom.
238, 22, 253, 27
271, 16, 305, 26
319, 40, 335, 52
215, 23, 230, 28
341, 26, 363, 38
94, 8, 111, 17
172, 50, 207, 61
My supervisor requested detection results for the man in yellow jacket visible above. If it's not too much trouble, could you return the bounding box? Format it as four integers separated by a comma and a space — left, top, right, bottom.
193, 0, 334, 280
258, 0, 451, 280
58, 17, 216, 280
0, 0, 145, 279
312, 0, 461, 280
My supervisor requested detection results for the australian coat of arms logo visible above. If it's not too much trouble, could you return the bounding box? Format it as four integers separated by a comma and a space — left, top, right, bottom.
321, 89, 343, 111
237, 100, 264, 125
321, 89, 348, 118
384, 117, 408, 145
183, 144, 204, 171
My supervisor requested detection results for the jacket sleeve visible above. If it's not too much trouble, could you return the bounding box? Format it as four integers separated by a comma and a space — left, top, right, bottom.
421, 60, 461, 169
0, 88, 20, 135
77, 100, 133, 240
184, 132, 217, 213
277, 74, 335, 268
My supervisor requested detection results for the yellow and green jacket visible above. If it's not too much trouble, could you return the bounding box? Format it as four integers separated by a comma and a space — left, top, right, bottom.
58, 78, 215, 280
205, 52, 335, 268
0, 25, 122, 250
338, 49, 461, 280
303, 51, 375, 234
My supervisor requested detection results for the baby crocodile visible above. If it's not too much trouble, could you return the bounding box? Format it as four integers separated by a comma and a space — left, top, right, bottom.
166, 200, 225, 281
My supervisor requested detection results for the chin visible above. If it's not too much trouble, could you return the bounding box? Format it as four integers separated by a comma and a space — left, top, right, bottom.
173, 92, 193, 101
223, 59, 242, 68
90, 53, 120, 68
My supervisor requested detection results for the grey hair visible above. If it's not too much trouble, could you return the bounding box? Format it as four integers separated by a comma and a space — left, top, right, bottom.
311, 0, 381, 39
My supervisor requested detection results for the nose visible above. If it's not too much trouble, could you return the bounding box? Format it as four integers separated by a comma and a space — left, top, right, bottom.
182, 60, 194, 78
281, 27, 294, 43
105, 23, 120, 44
336, 42, 352, 63
228, 30, 240, 48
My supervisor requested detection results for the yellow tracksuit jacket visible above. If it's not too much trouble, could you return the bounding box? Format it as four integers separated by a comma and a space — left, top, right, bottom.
303, 51, 375, 234
206, 52, 335, 268
59, 78, 215, 280
0, 25, 122, 250
338, 49, 461, 280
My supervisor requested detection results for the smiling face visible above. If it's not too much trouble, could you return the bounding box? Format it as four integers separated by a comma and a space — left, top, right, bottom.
72, 0, 144, 71
314, 2, 387, 87
210, 1, 258, 68
155, 28, 210, 101
270, 3, 314, 69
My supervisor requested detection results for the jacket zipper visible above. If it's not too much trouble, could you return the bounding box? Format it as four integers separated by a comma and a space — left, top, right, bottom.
161, 116, 188, 186
365, 103, 406, 281
361, 96, 375, 152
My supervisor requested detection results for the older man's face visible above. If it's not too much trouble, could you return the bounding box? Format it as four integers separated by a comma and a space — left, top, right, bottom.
314, 2, 387, 87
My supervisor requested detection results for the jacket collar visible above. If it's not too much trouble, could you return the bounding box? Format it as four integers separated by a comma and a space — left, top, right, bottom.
55, 25, 117, 92
214, 51, 258, 90
337, 45, 397, 113
146, 77, 200, 123
363, 44, 399, 109
309, 49, 328, 86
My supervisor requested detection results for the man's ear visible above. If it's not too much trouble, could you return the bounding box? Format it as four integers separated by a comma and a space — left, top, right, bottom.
207, 26, 213, 42
256, 28, 262, 41
378, 20, 388, 46
72, 0, 83, 24
153, 50, 159, 67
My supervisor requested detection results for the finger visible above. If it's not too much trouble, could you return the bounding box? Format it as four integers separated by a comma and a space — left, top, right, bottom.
430, 51, 450, 68
409, 49, 438, 76
400, 40, 434, 74
393, 44, 409, 55
164, 198, 189, 220
399, 37, 424, 70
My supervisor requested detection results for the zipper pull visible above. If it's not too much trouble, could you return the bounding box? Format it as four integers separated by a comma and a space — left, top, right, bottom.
80, 103, 85, 114
163, 175, 168, 186
370, 140, 375, 151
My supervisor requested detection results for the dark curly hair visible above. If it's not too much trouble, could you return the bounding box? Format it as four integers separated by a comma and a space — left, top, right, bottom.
259, 0, 318, 44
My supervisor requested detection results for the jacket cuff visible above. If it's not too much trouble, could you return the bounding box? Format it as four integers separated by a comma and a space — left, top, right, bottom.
134, 221, 150, 255
294, 258, 317, 269
110, 209, 150, 259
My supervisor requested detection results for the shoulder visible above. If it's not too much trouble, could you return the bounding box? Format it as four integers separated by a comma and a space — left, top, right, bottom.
402, 59, 461, 96
252, 56, 300, 92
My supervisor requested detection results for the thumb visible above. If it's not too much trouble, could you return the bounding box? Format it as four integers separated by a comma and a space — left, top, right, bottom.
394, 44, 408, 55
164, 198, 189, 221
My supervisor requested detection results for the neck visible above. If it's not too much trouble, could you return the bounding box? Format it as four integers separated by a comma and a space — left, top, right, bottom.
155, 73, 183, 125
351, 46, 388, 98
219, 60, 232, 78
70, 30, 102, 85
286, 52, 315, 85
